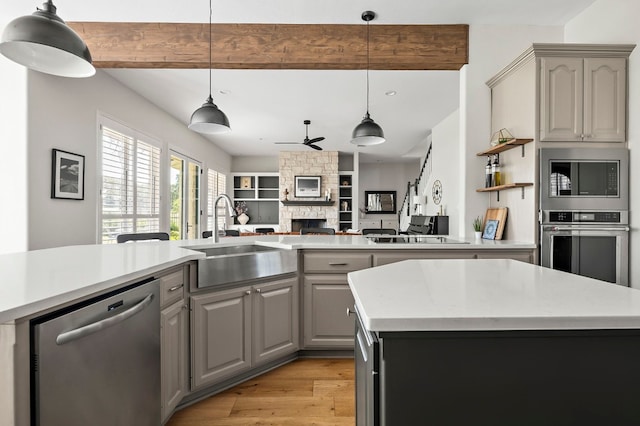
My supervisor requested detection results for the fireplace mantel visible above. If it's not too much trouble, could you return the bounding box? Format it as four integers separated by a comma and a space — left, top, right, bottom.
281, 200, 335, 206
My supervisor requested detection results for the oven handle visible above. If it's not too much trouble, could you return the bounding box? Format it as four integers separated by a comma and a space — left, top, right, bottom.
545, 226, 629, 232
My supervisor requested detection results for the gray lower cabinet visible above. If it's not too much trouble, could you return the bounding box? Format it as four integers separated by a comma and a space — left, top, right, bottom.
159, 266, 188, 423
191, 275, 298, 389
161, 300, 187, 422
303, 274, 356, 348
302, 251, 373, 349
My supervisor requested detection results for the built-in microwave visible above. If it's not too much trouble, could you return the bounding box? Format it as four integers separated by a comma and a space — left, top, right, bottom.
540, 148, 629, 213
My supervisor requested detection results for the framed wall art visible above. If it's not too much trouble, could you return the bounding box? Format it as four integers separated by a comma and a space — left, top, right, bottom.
294, 176, 321, 197
51, 149, 85, 200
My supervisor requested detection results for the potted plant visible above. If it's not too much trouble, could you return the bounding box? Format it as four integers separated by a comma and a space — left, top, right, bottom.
473, 216, 483, 240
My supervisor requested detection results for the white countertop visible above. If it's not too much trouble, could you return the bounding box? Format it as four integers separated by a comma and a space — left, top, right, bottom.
0, 235, 535, 323
348, 259, 640, 332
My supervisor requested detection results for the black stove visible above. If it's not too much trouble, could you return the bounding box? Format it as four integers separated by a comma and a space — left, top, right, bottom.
365, 235, 469, 244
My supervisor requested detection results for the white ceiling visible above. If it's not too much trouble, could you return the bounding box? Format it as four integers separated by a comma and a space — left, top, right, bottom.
4, 0, 597, 161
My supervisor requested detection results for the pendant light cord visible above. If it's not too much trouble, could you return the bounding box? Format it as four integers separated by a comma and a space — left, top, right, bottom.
365, 17, 370, 115
208, 0, 212, 98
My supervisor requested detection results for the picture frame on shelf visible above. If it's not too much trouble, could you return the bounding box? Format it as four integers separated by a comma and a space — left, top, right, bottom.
51, 149, 85, 200
240, 176, 252, 188
294, 176, 321, 197
482, 219, 499, 240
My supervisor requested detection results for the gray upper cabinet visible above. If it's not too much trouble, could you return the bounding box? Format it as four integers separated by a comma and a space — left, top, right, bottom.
540, 53, 629, 142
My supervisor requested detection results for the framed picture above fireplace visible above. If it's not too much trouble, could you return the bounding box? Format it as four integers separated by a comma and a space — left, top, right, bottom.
295, 176, 321, 197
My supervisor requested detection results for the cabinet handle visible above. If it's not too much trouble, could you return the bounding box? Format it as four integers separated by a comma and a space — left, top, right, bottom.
329, 262, 348, 266
168, 284, 184, 292
245, 290, 251, 295
346, 308, 355, 317
255, 288, 262, 293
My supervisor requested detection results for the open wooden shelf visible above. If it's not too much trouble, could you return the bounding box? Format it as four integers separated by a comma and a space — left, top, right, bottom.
476, 182, 533, 193
476, 138, 533, 156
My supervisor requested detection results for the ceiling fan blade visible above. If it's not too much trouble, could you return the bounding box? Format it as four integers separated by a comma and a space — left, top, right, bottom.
308, 136, 325, 144
308, 144, 323, 151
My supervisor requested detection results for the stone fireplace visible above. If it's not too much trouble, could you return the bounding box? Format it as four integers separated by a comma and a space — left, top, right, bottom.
290, 218, 327, 233
279, 151, 339, 232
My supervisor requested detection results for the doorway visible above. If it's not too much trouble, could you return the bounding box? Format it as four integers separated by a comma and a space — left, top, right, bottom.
170, 152, 201, 240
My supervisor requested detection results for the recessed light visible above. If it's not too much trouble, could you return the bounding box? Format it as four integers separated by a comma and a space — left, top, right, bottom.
385, 90, 397, 96
219, 89, 231, 95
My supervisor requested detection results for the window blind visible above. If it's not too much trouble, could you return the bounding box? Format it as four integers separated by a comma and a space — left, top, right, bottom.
100, 125, 161, 244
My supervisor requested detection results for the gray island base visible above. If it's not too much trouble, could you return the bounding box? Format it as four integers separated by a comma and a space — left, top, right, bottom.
349, 259, 640, 426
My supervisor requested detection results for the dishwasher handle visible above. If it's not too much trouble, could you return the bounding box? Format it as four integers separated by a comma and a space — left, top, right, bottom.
56, 293, 155, 345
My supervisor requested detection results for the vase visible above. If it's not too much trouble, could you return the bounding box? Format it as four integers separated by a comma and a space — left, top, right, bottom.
238, 213, 250, 225
475, 231, 482, 240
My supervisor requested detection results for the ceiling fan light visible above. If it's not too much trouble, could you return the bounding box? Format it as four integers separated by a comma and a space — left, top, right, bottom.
351, 114, 385, 146
0, 1, 95, 78
188, 96, 231, 134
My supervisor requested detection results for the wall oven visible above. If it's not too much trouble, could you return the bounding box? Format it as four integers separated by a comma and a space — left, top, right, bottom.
540, 147, 629, 286
540, 211, 629, 285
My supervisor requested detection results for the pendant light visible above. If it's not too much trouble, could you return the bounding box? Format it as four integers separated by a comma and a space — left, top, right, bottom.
0, 1, 95, 78
351, 11, 385, 146
188, 0, 230, 134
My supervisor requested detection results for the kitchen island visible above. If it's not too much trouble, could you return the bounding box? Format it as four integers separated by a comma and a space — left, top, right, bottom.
0, 236, 535, 426
348, 259, 640, 425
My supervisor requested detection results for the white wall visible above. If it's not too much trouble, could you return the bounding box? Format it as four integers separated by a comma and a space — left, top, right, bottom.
231, 155, 278, 173
0, 47, 28, 254
422, 110, 460, 236
460, 25, 564, 238
27, 70, 231, 250
564, 0, 640, 287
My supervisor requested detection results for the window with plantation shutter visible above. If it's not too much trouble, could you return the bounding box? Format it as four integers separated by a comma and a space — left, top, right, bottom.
100, 125, 161, 244
207, 169, 227, 232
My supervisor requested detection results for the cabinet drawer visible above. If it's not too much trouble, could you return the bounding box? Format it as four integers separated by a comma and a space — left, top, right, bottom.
303, 252, 372, 273
160, 268, 185, 307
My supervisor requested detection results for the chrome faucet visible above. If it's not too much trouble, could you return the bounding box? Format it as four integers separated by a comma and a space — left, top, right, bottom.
213, 194, 237, 243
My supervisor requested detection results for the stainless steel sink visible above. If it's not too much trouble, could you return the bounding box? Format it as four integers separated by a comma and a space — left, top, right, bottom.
194, 244, 278, 257
191, 244, 297, 288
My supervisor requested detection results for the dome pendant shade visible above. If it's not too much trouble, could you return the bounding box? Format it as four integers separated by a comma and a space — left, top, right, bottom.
188, 95, 231, 134
351, 112, 385, 146
0, 1, 95, 78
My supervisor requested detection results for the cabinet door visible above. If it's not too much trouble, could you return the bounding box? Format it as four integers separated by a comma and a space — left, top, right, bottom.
161, 300, 187, 421
252, 277, 299, 365
303, 275, 355, 348
583, 57, 626, 142
191, 287, 251, 388
540, 57, 583, 142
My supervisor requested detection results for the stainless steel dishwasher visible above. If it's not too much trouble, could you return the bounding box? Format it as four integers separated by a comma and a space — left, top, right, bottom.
31, 278, 160, 426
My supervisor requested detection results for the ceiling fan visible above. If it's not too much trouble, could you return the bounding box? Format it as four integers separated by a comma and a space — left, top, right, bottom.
275, 120, 325, 151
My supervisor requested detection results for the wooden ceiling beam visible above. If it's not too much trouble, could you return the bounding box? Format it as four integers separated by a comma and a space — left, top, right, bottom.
67, 22, 468, 70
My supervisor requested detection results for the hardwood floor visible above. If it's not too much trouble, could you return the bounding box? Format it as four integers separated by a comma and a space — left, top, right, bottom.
167, 358, 355, 426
